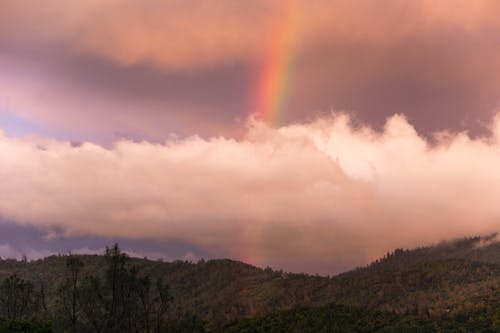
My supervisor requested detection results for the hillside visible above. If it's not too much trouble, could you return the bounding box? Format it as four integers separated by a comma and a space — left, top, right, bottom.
0, 234, 498, 332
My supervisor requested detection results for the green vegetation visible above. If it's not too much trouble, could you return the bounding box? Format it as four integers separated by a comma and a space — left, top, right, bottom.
0, 235, 497, 332
224, 304, 436, 333
0, 245, 171, 332
223, 301, 500, 333
0, 320, 52, 333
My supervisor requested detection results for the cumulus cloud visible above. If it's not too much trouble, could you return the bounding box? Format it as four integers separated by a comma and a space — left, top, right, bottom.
0, 0, 498, 69
0, 114, 499, 272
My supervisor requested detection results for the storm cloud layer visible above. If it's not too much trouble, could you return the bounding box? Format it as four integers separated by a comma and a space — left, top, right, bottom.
1, 114, 499, 273
1, 0, 500, 142
1, 0, 500, 273
1, 0, 498, 69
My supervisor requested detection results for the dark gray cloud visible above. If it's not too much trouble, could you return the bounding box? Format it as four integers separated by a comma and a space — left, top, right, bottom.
0, 218, 211, 262
286, 31, 500, 136
0, 43, 253, 143
1, 1, 499, 143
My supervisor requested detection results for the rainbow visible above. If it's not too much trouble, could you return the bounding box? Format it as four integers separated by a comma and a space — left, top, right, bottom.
253, 1, 301, 125
240, 3, 301, 266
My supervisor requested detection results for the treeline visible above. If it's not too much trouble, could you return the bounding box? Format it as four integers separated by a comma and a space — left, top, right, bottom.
0, 244, 174, 333
223, 302, 500, 333
224, 303, 437, 333
0, 238, 498, 332
0, 268, 51, 332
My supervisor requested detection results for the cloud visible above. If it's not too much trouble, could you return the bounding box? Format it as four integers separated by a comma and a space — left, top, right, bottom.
0, 51, 249, 143
0, 243, 187, 262
0, 114, 499, 273
2, 0, 500, 143
69, 246, 196, 262
1, 0, 498, 69
0, 243, 22, 259
0, 243, 56, 261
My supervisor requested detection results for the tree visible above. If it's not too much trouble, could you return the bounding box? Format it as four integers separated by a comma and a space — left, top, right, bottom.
0, 275, 36, 321
153, 278, 172, 333
56, 255, 84, 332
75, 244, 173, 332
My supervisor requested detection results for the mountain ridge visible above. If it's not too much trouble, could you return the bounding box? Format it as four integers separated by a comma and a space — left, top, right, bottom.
0, 234, 498, 331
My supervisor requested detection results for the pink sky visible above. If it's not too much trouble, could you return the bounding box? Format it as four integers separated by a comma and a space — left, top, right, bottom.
0, 0, 499, 273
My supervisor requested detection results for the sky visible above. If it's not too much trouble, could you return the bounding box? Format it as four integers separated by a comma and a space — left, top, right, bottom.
0, 0, 500, 274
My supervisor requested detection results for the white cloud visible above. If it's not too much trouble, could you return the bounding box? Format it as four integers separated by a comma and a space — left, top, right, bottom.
0, 114, 499, 272
0, 243, 22, 259
0, 243, 56, 261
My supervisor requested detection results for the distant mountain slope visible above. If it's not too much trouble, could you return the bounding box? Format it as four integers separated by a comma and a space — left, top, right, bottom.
353, 233, 500, 273
0, 234, 498, 329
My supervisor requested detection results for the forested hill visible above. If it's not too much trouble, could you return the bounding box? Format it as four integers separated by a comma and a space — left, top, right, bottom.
349, 233, 500, 274
0, 234, 498, 332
